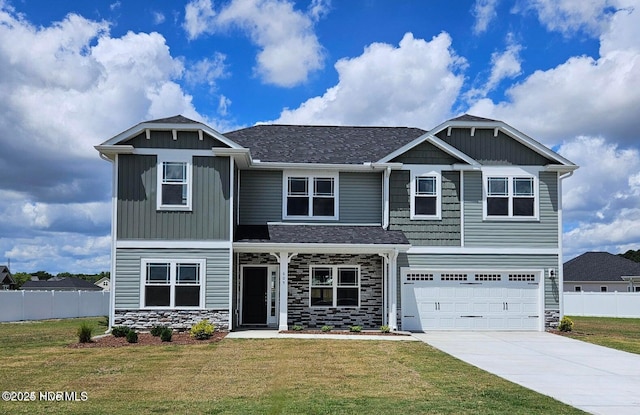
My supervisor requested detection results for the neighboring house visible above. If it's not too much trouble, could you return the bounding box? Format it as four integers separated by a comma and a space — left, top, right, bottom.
95, 277, 111, 291
564, 252, 640, 292
21, 277, 102, 291
96, 114, 577, 332
1, 266, 16, 290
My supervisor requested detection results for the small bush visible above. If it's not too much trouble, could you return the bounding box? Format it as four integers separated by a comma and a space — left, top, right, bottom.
77, 322, 93, 343
349, 325, 362, 333
190, 319, 215, 340
292, 325, 304, 331
321, 325, 333, 332
160, 327, 173, 342
380, 325, 391, 333
558, 316, 574, 332
150, 325, 169, 337
126, 330, 138, 343
111, 326, 131, 338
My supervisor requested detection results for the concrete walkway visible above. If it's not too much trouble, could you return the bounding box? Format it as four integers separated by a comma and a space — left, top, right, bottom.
413, 331, 640, 415
226, 330, 418, 341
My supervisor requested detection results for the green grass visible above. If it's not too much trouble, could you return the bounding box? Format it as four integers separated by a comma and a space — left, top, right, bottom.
0, 318, 584, 414
564, 316, 640, 354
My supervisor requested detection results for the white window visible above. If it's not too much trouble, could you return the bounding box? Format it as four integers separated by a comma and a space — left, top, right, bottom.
157, 157, 192, 211
284, 173, 338, 220
484, 170, 538, 219
600, 286, 608, 292
574, 286, 582, 292
310, 266, 359, 307
141, 259, 205, 308
411, 173, 441, 219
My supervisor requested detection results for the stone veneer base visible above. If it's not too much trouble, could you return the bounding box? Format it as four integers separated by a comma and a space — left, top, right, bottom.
545, 309, 560, 329
114, 309, 229, 331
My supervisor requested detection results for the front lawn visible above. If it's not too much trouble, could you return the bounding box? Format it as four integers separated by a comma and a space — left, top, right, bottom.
563, 316, 640, 354
0, 318, 583, 414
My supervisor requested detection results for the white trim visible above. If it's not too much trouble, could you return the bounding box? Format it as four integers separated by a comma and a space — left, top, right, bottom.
409, 167, 442, 220
229, 156, 235, 330
558, 170, 573, 319
382, 167, 390, 229
117, 240, 232, 249
108, 155, 118, 329
482, 167, 540, 221
460, 170, 465, 247
156, 155, 193, 211
309, 265, 361, 308
266, 222, 382, 226
135, 148, 213, 157
377, 133, 480, 166
251, 161, 401, 171
139, 259, 207, 309
234, 242, 410, 254
282, 171, 339, 221
407, 246, 560, 255
239, 265, 279, 326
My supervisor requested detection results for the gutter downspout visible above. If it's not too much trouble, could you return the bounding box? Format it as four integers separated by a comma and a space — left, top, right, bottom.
383, 167, 391, 229
557, 170, 574, 321
99, 153, 117, 333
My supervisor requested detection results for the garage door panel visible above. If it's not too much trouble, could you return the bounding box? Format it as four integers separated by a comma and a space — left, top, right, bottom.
402, 270, 542, 331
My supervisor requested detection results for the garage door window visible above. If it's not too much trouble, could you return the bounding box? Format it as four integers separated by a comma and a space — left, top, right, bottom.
310, 266, 360, 307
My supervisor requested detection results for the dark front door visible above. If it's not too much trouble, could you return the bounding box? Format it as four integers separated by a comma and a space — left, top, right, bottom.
242, 267, 268, 325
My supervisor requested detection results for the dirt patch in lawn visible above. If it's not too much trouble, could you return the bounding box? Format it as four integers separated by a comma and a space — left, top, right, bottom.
69, 331, 227, 348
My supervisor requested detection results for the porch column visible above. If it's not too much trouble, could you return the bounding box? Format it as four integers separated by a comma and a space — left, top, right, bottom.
389, 250, 399, 331
271, 251, 297, 331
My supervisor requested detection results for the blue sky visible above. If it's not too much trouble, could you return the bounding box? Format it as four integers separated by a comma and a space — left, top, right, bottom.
0, 0, 639, 274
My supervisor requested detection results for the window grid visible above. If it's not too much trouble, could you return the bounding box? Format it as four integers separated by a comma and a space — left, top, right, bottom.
310, 266, 360, 308
142, 260, 204, 308
475, 273, 501, 281
441, 273, 468, 281
286, 175, 336, 218
486, 175, 536, 218
508, 273, 536, 282
406, 273, 434, 281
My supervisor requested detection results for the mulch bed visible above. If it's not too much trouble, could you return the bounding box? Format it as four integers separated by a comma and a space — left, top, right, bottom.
69, 331, 227, 348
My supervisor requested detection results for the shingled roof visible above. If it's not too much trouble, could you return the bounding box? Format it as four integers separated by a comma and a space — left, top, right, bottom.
223, 125, 426, 164
564, 252, 640, 282
236, 224, 409, 245
21, 276, 102, 291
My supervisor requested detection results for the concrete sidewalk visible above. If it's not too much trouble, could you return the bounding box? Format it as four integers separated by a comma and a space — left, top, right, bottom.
226, 330, 418, 341
413, 331, 640, 415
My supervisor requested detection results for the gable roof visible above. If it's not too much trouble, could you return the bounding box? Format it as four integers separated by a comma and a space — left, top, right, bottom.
0, 266, 15, 285
21, 276, 102, 291
224, 125, 425, 164
564, 252, 640, 282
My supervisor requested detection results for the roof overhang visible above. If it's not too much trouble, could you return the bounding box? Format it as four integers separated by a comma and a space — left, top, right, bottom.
377, 132, 480, 167
233, 242, 411, 254
247, 161, 404, 171
622, 276, 640, 282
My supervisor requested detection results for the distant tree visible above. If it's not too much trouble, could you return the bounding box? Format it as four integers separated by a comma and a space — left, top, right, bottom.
619, 249, 640, 263
32, 270, 54, 280
12, 272, 32, 289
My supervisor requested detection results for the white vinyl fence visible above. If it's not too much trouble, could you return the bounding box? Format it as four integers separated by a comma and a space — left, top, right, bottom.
564, 292, 640, 318
0, 290, 110, 322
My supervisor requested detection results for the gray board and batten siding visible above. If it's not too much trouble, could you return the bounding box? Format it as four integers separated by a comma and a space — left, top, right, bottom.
463, 170, 559, 248
397, 253, 561, 310
436, 128, 554, 165
114, 248, 230, 309
117, 154, 230, 240
238, 170, 383, 225
122, 130, 230, 150
389, 170, 461, 246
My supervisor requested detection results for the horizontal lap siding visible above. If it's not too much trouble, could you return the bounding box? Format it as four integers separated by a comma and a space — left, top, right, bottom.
397, 253, 560, 309
389, 170, 461, 245
114, 248, 230, 309
464, 171, 558, 247
117, 155, 230, 240
238, 170, 282, 224
339, 172, 382, 223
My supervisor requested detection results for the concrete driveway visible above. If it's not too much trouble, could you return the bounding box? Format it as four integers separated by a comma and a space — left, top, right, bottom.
413, 331, 640, 415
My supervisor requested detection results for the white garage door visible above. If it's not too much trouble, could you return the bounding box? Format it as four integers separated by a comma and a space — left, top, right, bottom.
402, 270, 542, 331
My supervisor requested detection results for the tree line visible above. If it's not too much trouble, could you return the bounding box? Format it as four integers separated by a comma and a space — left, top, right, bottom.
10, 271, 110, 289
619, 249, 640, 263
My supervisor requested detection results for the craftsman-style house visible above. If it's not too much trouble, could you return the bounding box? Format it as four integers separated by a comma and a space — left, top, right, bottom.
96, 114, 577, 331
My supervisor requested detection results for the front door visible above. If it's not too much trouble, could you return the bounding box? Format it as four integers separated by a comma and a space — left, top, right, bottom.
242, 267, 268, 325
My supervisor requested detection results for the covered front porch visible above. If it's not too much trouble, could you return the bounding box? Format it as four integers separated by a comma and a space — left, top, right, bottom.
232, 224, 409, 331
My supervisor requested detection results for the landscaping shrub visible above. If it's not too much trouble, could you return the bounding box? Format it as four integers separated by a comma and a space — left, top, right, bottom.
558, 316, 574, 332
111, 326, 131, 338
77, 322, 93, 343
380, 325, 391, 333
150, 325, 169, 337
349, 325, 362, 333
292, 325, 304, 331
321, 325, 333, 332
126, 330, 138, 343
160, 327, 173, 342
190, 319, 215, 340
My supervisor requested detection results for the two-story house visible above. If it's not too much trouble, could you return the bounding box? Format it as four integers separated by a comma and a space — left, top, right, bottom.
96, 114, 577, 332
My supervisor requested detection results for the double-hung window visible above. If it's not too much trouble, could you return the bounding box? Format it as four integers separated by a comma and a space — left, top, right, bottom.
410, 170, 441, 219
157, 155, 192, 211
285, 173, 338, 219
485, 171, 537, 219
310, 266, 360, 307
142, 259, 205, 308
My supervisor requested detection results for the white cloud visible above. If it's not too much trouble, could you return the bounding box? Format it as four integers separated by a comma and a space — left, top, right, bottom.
184, 53, 228, 89
272, 32, 466, 129
467, 5, 640, 147
473, 0, 500, 34
466, 36, 522, 100
307, 0, 331, 21
152, 11, 166, 25
519, 0, 616, 36
183, 0, 325, 87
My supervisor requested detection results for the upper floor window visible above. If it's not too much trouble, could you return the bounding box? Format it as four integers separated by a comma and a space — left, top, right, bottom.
284, 173, 338, 220
484, 171, 537, 219
410, 170, 441, 220
157, 157, 192, 211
